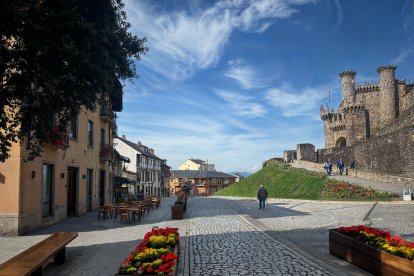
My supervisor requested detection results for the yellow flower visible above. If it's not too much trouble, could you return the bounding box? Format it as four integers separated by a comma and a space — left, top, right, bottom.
127, 267, 137, 272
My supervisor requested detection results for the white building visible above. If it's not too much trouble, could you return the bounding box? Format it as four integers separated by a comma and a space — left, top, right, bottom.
114, 136, 164, 196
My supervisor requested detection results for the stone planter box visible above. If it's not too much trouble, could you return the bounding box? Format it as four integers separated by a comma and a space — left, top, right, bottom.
115, 241, 179, 276
171, 203, 184, 220
329, 229, 414, 276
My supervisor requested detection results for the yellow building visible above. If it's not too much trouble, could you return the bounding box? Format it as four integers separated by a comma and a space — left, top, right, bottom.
178, 159, 215, 171
0, 85, 122, 235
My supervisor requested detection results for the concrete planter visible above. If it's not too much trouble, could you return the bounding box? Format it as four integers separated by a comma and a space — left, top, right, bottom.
115, 241, 179, 276
329, 229, 414, 276
171, 203, 184, 220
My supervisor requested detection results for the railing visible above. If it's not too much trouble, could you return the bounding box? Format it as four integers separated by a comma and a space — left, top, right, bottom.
50, 128, 70, 150
100, 104, 116, 124
99, 144, 114, 161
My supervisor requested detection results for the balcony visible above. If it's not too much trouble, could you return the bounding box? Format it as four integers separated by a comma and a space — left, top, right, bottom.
100, 103, 116, 125
99, 144, 114, 162
49, 127, 70, 150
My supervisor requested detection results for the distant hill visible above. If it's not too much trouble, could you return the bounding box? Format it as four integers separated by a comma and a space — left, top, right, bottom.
227, 172, 251, 178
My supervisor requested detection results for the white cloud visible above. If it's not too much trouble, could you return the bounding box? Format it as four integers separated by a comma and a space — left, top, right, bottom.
331, 0, 343, 32
124, 0, 315, 80
265, 84, 332, 118
117, 110, 273, 172
224, 61, 273, 89
391, 2, 414, 64
216, 90, 267, 118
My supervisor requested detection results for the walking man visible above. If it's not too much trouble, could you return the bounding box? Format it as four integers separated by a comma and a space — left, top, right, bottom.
337, 158, 345, 175
257, 185, 268, 209
324, 158, 332, 176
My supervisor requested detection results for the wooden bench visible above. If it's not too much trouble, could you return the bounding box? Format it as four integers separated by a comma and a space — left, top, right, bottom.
0, 232, 78, 276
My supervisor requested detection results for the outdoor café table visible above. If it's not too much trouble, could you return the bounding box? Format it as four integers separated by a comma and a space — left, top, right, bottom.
112, 204, 129, 220
103, 205, 113, 219
127, 207, 142, 223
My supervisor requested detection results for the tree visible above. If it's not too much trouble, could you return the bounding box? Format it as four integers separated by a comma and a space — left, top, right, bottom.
0, 0, 147, 161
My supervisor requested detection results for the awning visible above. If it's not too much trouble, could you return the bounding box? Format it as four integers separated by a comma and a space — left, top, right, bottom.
115, 176, 136, 185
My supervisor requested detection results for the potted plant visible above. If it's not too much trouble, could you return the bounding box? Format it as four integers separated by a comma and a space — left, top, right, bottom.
171, 197, 184, 220
179, 180, 194, 211
329, 225, 414, 275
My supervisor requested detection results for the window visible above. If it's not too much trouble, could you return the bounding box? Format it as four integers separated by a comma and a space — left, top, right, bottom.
42, 164, 54, 217
100, 128, 105, 145
70, 115, 78, 140
87, 120, 94, 147
26, 130, 34, 149
87, 169, 93, 211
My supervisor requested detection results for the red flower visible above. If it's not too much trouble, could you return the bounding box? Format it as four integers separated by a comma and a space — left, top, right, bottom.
147, 267, 153, 273
165, 253, 177, 262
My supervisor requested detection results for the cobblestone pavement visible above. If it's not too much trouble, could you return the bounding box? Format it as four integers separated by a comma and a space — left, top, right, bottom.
222, 196, 414, 276
1, 196, 413, 275
0, 197, 187, 276
189, 197, 335, 276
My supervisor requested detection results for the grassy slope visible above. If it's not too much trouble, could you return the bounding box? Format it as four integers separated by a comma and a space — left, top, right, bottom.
217, 166, 397, 201
219, 166, 324, 200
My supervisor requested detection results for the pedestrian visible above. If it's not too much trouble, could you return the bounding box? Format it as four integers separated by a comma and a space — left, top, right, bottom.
328, 158, 333, 175
324, 158, 332, 176
337, 158, 345, 175
257, 185, 268, 209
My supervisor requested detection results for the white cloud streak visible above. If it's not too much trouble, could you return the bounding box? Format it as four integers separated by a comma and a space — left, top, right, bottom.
124, 0, 315, 80
216, 90, 267, 118
391, 2, 414, 64
224, 60, 274, 89
265, 82, 339, 118
331, 0, 343, 32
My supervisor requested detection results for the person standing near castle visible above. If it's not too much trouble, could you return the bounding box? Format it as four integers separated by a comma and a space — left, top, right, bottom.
337, 158, 345, 175
324, 158, 332, 176
257, 185, 268, 209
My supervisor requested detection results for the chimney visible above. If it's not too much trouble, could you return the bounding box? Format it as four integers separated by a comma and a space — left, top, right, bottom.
122, 135, 126, 140
148, 148, 154, 154
137, 141, 141, 146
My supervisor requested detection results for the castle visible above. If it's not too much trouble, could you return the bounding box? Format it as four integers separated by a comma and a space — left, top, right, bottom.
284, 65, 414, 179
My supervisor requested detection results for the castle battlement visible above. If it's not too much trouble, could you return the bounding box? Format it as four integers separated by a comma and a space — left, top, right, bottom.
338, 70, 356, 78
355, 84, 379, 93
377, 65, 397, 73
321, 65, 414, 149
342, 105, 365, 113
283, 64, 414, 179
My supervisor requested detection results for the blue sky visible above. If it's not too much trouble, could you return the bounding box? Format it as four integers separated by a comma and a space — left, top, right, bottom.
117, 0, 414, 173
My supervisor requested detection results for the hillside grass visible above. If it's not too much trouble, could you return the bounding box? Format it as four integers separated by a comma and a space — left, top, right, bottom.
216, 166, 398, 201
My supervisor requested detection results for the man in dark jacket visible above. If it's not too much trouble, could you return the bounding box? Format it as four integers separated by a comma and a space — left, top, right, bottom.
257, 185, 268, 209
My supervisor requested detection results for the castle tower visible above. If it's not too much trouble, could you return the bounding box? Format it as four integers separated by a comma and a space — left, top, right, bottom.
339, 70, 356, 105
377, 65, 397, 127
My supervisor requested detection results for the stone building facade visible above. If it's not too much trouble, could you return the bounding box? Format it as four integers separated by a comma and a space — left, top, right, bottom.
320, 65, 413, 149
0, 85, 122, 235
284, 65, 414, 179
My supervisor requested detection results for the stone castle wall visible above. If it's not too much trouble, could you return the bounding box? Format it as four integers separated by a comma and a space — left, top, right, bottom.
291, 159, 413, 186
285, 65, 414, 183
297, 144, 316, 162
283, 150, 296, 163
322, 66, 414, 150
317, 125, 414, 178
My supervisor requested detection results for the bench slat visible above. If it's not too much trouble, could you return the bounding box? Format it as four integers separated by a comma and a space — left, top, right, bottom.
0, 232, 78, 276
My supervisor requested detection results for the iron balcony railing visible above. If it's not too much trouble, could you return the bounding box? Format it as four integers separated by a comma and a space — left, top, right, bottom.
99, 143, 115, 161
